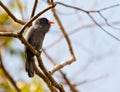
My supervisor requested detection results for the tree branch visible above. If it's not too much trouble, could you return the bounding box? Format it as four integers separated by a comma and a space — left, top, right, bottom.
56, 2, 120, 12
0, 32, 18, 38
34, 62, 58, 92
28, 0, 38, 27
88, 13, 120, 41
42, 49, 79, 92
36, 54, 65, 92
0, 50, 21, 92
56, 2, 120, 42
47, 0, 76, 74
30, 0, 38, 18
98, 12, 120, 30
0, 1, 26, 25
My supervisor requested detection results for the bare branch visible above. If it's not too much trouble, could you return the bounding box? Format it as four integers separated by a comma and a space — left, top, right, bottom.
0, 50, 21, 92
88, 13, 120, 41
47, 0, 76, 74
28, 0, 38, 27
34, 62, 58, 92
56, 2, 87, 13
0, 30, 64, 91
42, 49, 79, 92
56, 2, 120, 12
55, 2, 120, 42
36, 54, 65, 92
60, 72, 79, 92
0, 1, 26, 25
0, 32, 18, 38
30, 0, 38, 18
49, 57, 75, 74
93, 4, 120, 12
98, 12, 120, 30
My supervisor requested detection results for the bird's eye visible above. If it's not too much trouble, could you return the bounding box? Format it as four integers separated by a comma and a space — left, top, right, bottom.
40, 18, 48, 24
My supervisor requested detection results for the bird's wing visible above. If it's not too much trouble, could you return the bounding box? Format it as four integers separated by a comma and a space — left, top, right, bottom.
25, 26, 35, 43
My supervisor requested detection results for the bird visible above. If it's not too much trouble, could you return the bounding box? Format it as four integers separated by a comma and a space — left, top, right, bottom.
25, 18, 54, 77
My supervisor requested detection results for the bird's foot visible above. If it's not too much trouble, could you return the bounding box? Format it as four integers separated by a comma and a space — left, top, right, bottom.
38, 50, 42, 55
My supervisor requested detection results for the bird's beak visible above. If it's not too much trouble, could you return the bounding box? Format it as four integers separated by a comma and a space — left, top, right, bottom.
48, 20, 54, 24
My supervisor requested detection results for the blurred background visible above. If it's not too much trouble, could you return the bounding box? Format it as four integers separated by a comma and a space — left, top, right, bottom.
0, 0, 120, 92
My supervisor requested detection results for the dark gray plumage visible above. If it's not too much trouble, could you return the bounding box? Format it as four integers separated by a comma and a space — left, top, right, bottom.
25, 18, 54, 77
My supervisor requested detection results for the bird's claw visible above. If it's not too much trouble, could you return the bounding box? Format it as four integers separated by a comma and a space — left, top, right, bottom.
38, 50, 42, 54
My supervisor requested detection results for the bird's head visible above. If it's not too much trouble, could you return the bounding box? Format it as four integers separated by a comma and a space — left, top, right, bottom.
35, 18, 54, 26
34, 18, 54, 33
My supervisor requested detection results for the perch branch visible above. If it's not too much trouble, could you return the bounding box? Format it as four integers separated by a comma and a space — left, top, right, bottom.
0, 32, 18, 38
34, 62, 58, 92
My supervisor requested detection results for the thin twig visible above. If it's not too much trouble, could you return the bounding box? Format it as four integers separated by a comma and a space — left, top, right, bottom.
93, 4, 120, 12
60, 72, 79, 92
56, 2, 120, 12
98, 12, 120, 30
55, 2, 120, 42
88, 13, 120, 41
0, 1, 26, 25
30, 0, 38, 18
29, 0, 38, 27
56, 2, 87, 13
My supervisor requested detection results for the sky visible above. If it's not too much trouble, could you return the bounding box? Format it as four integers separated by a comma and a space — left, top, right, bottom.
1, 0, 120, 92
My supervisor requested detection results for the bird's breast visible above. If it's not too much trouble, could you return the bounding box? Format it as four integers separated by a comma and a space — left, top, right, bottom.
30, 31, 45, 50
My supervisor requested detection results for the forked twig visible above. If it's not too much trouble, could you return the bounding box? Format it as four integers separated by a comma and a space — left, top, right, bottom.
47, 0, 76, 74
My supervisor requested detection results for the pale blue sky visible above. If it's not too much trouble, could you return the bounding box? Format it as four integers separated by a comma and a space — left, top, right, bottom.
1, 0, 120, 92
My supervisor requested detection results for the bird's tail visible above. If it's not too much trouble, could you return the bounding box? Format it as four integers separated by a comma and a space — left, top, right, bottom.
25, 49, 34, 77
